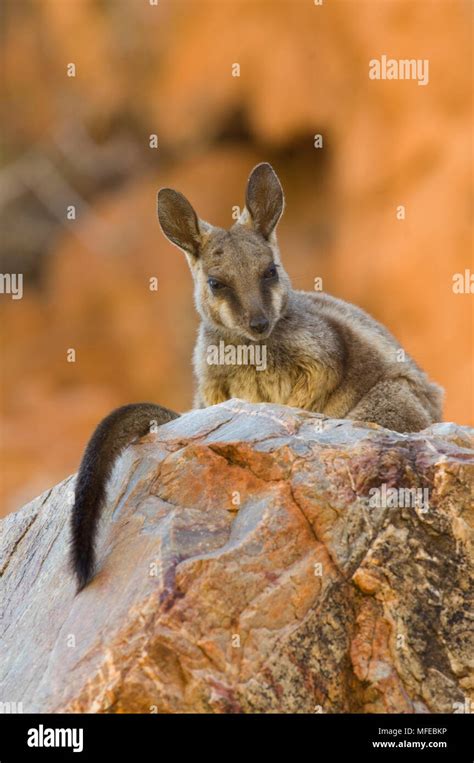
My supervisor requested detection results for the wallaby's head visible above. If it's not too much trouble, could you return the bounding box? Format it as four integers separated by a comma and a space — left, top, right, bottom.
157, 163, 291, 341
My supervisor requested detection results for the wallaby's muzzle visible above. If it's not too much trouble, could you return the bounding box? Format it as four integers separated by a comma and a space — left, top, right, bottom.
249, 315, 270, 335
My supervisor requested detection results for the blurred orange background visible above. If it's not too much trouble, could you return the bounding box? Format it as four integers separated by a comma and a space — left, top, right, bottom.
1, 0, 473, 517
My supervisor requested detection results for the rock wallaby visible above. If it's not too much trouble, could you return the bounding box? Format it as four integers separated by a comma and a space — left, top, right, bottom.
71, 162, 443, 591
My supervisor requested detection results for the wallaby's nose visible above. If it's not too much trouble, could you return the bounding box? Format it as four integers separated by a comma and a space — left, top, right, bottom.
249, 316, 269, 334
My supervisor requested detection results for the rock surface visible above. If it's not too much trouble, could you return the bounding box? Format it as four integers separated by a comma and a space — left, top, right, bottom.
1, 400, 473, 713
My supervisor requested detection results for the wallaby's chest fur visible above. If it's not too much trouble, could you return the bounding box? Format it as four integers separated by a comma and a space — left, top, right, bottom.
194, 289, 442, 431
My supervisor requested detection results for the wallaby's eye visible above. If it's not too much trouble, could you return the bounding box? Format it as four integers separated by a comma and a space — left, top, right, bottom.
263, 265, 278, 280
208, 277, 226, 291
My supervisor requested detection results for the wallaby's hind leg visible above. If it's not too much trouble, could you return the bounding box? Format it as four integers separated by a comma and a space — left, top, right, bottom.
71, 402, 179, 591
347, 379, 433, 433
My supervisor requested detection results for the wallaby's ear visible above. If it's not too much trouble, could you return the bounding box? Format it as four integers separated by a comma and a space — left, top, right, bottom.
241, 163, 284, 240
157, 188, 204, 257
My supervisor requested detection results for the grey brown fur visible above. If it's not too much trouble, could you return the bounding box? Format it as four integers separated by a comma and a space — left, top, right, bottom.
158, 162, 442, 430
70, 162, 443, 591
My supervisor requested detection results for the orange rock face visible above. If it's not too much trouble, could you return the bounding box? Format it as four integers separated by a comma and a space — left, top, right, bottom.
1, 401, 472, 713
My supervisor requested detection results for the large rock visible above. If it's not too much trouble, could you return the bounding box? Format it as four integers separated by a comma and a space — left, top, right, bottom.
1, 401, 473, 713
